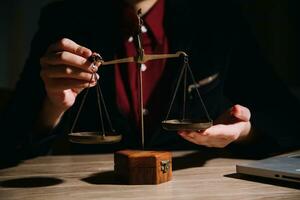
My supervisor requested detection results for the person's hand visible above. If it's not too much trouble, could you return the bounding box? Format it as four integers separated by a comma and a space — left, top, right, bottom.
178, 104, 251, 148
40, 38, 100, 111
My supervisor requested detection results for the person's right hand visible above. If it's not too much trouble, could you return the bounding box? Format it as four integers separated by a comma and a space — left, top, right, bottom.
40, 38, 100, 112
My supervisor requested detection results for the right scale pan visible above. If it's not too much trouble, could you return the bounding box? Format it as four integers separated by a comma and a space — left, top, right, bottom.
162, 119, 213, 131
161, 53, 213, 132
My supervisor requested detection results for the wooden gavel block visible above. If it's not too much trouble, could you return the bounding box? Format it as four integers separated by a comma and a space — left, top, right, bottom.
114, 150, 172, 185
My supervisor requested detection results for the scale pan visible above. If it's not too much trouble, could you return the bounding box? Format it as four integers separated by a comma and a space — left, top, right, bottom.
162, 119, 213, 131
69, 132, 122, 144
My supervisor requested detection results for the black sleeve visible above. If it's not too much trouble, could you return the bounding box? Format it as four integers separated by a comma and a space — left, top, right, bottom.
0, 3, 69, 165
223, 3, 300, 155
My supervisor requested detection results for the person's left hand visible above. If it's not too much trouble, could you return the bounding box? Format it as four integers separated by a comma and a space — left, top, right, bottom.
178, 104, 251, 148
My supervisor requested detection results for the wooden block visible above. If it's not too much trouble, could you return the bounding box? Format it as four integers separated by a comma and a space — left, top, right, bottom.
114, 150, 172, 185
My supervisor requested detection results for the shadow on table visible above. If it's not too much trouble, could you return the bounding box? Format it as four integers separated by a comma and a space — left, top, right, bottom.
0, 176, 64, 188
172, 150, 220, 170
82, 171, 121, 185
225, 173, 300, 190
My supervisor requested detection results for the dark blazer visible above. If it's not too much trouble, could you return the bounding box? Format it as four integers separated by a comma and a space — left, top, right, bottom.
1, 0, 299, 163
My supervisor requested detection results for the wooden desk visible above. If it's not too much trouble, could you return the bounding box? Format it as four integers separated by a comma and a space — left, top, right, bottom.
0, 151, 299, 200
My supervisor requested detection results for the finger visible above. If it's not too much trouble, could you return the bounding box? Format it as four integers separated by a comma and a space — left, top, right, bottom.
72, 88, 84, 94
47, 38, 92, 58
196, 129, 209, 136
203, 124, 241, 141
46, 78, 97, 91
178, 131, 208, 146
230, 104, 251, 122
214, 108, 234, 124
178, 132, 200, 145
215, 104, 251, 124
41, 65, 99, 81
41, 51, 97, 72
179, 123, 249, 148
187, 125, 237, 146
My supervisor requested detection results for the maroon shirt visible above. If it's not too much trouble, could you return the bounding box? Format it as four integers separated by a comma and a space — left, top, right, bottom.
115, 0, 169, 135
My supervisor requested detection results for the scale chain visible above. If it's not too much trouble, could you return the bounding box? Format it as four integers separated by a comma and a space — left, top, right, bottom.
164, 56, 212, 122
70, 73, 94, 133
96, 77, 106, 137
97, 82, 116, 133
165, 59, 187, 121
185, 60, 212, 122
182, 62, 188, 120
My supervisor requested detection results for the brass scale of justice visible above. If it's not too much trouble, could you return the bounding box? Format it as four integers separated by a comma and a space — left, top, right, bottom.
68, 10, 213, 147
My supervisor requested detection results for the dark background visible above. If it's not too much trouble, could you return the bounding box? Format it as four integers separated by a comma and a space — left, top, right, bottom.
0, 0, 299, 108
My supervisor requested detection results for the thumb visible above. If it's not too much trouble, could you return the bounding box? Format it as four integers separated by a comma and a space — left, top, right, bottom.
230, 104, 251, 122
215, 104, 251, 124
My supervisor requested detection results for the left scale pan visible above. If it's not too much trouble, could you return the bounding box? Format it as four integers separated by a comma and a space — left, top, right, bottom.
68, 53, 122, 144
69, 132, 122, 144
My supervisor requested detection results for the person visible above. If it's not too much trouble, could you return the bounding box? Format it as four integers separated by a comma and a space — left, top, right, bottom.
1, 0, 299, 164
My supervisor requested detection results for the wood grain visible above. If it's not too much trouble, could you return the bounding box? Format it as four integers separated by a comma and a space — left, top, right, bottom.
0, 151, 299, 200
114, 150, 172, 184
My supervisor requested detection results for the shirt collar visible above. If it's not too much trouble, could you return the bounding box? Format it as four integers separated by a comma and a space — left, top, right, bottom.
120, 0, 165, 45
143, 0, 165, 45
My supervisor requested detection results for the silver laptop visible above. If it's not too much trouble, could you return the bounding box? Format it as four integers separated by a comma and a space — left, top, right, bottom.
236, 150, 300, 183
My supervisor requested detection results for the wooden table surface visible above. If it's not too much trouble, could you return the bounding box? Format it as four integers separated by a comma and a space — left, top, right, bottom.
0, 151, 299, 200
